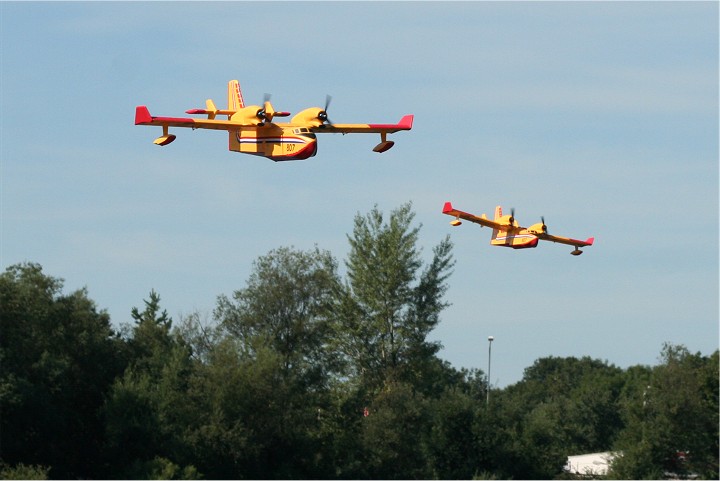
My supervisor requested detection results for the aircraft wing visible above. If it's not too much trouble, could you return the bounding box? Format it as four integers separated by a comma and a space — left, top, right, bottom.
135, 106, 244, 131
538, 232, 594, 247
442, 202, 506, 230
311, 115, 414, 134
137, 107, 414, 134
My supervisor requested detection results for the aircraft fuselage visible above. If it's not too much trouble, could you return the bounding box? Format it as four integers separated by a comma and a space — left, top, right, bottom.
229, 125, 318, 161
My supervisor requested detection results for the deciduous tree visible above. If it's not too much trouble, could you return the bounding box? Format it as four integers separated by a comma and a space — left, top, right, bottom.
337, 202, 454, 392
610, 344, 719, 479
0, 263, 125, 478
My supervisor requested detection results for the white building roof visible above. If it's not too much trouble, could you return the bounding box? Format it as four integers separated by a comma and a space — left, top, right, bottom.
564, 451, 619, 477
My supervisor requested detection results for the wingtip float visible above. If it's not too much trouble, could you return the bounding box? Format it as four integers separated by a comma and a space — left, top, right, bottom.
443, 201, 594, 256
135, 80, 413, 162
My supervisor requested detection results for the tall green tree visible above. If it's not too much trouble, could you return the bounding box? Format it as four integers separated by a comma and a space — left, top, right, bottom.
337, 202, 454, 392
215, 246, 341, 386
129, 289, 172, 367
103, 290, 197, 478
610, 344, 719, 479
0, 263, 125, 478
205, 246, 342, 478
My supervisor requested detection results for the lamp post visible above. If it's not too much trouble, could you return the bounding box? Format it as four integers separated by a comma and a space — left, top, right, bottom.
487, 335, 494, 406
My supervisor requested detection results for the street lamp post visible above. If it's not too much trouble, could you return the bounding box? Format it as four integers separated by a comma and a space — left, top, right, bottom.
487, 336, 494, 406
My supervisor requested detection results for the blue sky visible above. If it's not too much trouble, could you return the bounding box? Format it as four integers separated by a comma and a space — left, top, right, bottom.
2, 1, 717, 387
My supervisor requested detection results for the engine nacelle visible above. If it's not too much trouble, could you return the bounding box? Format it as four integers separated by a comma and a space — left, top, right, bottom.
527, 222, 547, 235
498, 215, 518, 228
291, 107, 325, 128
231, 105, 266, 126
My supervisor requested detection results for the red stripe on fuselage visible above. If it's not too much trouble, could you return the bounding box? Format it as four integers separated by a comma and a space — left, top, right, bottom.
494, 235, 539, 249
269, 140, 318, 161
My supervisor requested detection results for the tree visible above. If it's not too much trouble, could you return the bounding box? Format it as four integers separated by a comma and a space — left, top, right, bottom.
610, 344, 719, 479
129, 289, 172, 365
179, 337, 254, 479
493, 356, 625, 479
205, 246, 343, 478
103, 291, 197, 478
215, 246, 341, 386
425, 382, 482, 479
0, 462, 50, 480
337, 202, 454, 392
0, 263, 125, 478
360, 381, 431, 479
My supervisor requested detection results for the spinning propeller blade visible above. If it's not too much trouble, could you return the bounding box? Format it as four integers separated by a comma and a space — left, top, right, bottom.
318, 95, 333, 125
255, 93, 272, 124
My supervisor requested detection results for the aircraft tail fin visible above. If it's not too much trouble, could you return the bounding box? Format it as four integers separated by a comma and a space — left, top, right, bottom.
493, 206, 503, 221
228, 80, 245, 111
491, 206, 503, 240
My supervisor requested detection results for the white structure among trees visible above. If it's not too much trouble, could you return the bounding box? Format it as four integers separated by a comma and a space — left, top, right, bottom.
564, 452, 618, 477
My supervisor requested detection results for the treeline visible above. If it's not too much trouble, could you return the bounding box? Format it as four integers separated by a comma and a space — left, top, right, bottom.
1, 204, 717, 480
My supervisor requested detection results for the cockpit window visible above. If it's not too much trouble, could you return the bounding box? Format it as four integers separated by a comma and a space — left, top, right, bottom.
293, 128, 315, 137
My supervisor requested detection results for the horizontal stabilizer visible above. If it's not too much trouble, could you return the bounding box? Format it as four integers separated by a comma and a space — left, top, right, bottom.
186, 108, 236, 116
134, 106, 196, 127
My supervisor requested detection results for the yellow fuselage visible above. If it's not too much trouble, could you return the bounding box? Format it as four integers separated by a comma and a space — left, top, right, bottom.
490, 231, 540, 249
230, 124, 318, 161
490, 216, 540, 249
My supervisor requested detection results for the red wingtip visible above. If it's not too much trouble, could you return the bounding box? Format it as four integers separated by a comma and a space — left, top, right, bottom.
399, 114, 414, 130
135, 106, 152, 125
586, 237, 595, 246
442, 201, 454, 214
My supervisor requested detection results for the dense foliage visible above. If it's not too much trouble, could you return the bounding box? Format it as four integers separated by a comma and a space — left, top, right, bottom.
1, 204, 717, 479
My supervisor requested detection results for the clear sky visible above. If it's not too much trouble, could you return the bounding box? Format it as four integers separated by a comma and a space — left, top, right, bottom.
2, 1, 717, 387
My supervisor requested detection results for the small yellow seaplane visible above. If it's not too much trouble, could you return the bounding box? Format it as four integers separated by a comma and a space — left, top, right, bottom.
443, 202, 594, 255
135, 80, 413, 161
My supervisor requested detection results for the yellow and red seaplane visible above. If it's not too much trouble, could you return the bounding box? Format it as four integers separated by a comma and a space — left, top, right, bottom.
443, 202, 594, 255
135, 80, 413, 161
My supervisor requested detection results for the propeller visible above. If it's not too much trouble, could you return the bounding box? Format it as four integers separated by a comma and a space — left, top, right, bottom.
255, 93, 273, 124
541, 216, 548, 233
318, 95, 333, 125
509, 208, 515, 226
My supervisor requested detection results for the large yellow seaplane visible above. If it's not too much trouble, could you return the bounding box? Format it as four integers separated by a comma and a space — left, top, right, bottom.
135, 80, 413, 161
443, 202, 594, 255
